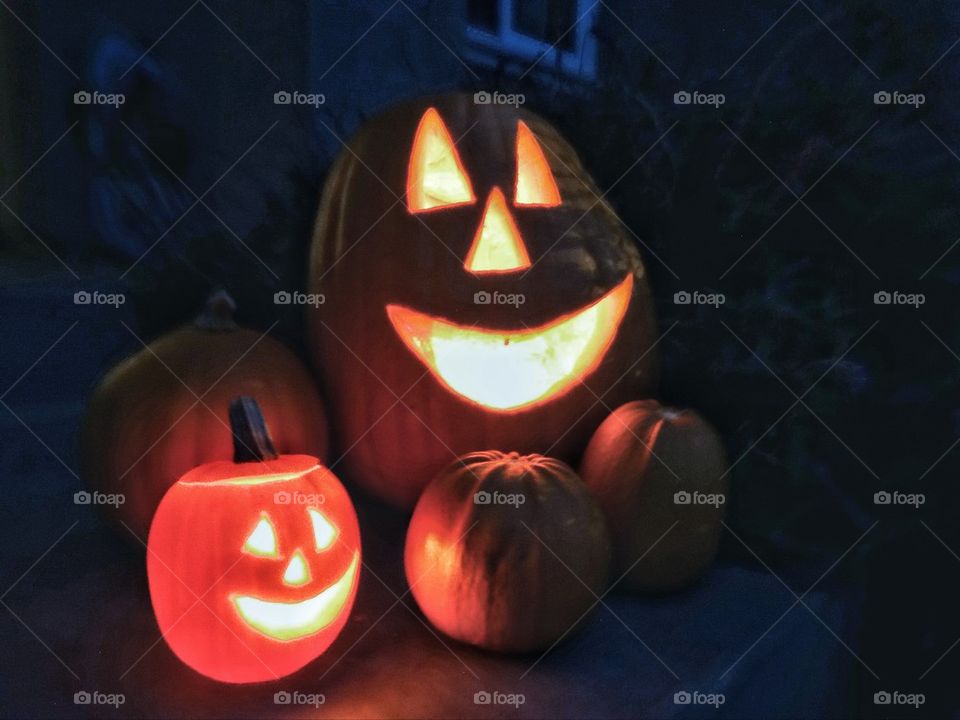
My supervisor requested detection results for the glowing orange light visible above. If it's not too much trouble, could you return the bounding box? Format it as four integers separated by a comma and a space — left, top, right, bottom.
463, 187, 531, 274
147, 454, 361, 683
407, 107, 475, 213
515, 120, 561, 207
243, 513, 279, 557
386, 274, 634, 411
280, 549, 312, 586
233, 552, 359, 640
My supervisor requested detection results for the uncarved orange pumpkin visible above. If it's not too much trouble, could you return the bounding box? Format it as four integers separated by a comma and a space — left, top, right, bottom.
80, 291, 329, 541
404, 451, 610, 653
580, 400, 728, 593
147, 397, 360, 684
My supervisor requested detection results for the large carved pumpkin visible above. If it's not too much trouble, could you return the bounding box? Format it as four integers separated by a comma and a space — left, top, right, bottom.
580, 400, 728, 593
308, 94, 658, 508
404, 451, 610, 653
80, 291, 329, 541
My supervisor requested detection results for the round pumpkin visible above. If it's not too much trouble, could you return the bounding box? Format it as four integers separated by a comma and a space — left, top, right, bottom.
80, 291, 329, 541
147, 397, 360, 684
308, 93, 658, 509
404, 451, 610, 653
579, 400, 728, 593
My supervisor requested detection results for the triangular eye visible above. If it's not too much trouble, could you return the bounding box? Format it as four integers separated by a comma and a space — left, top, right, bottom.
407, 107, 476, 213
308, 508, 338, 551
514, 121, 561, 207
243, 514, 278, 557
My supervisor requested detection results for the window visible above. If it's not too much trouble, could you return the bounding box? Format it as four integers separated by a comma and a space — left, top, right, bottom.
466, 0, 598, 79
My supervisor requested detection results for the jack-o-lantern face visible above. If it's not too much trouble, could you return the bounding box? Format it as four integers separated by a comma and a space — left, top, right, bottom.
390, 108, 634, 412
147, 455, 361, 683
308, 94, 659, 508
231, 505, 358, 641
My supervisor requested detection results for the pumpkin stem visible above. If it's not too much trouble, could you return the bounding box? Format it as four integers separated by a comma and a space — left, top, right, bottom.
195, 289, 238, 331
229, 396, 279, 463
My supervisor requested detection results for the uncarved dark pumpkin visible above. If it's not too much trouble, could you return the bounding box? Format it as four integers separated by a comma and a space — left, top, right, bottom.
308, 94, 659, 508
404, 451, 610, 653
579, 400, 728, 593
80, 292, 329, 542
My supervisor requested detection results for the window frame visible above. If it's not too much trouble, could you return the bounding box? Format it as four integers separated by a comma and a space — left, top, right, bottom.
465, 0, 598, 80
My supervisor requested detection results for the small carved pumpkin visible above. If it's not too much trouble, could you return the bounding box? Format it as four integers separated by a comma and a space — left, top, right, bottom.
580, 400, 728, 593
404, 451, 610, 653
80, 291, 328, 541
308, 94, 658, 508
147, 397, 360, 683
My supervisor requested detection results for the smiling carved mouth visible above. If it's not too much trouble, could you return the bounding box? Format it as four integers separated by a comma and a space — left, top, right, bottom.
386, 274, 633, 412
232, 552, 359, 641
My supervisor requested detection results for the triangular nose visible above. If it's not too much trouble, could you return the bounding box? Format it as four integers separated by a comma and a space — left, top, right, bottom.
463, 187, 531, 274
282, 549, 311, 586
